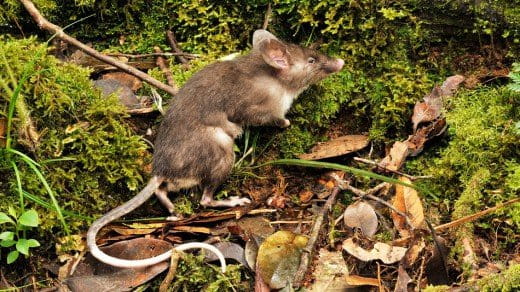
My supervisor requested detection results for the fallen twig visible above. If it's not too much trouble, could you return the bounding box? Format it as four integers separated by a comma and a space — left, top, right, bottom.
293, 186, 340, 287
331, 174, 416, 230
392, 198, 520, 245
354, 157, 432, 181
159, 250, 181, 292
20, 0, 178, 96
434, 197, 520, 231
106, 52, 197, 59
269, 220, 312, 224
166, 30, 189, 65
154, 46, 178, 92
126, 107, 156, 115
262, 2, 272, 30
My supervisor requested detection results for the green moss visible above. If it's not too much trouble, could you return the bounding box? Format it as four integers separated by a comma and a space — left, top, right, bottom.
477, 264, 520, 292
407, 85, 520, 254
422, 285, 450, 292
0, 37, 150, 233
168, 253, 248, 291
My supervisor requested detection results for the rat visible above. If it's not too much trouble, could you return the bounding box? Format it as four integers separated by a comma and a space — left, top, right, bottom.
87, 29, 344, 269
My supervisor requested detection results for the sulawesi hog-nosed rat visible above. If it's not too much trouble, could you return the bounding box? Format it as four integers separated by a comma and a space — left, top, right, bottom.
87, 29, 344, 269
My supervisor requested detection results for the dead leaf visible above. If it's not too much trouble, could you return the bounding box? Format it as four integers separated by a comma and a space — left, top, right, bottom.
378, 141, 411, 171
93, 79, 140, 108
394, 265, 412, 292
439, 75, 465, 97
65, 238, 170, 291
267, 194, 288, 208
342, 238, 407, 264
257, 231, 308, 289
309, 249, 350, 292
343, 201, 378, 237
406, 118, 447, 157
245, 237, 260, 270
102, 71, 142, 91
412, 86, 443, 132
127, 222, 165, 229
345, 275, 380, 287
299, 190, 314, 203
111, 227, 156, 236
392, 176, 425, 237
172, 225, 212, 234
204, 242, 248, 268
402, 239, 425, 268
298, 135, 369, 160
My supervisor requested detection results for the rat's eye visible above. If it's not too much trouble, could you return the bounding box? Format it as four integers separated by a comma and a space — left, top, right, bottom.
307, 57, 316, 64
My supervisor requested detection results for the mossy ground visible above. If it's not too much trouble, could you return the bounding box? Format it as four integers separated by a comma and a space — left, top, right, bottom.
0, 0, 519, 290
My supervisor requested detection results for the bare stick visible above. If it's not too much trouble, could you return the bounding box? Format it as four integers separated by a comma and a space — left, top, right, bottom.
126, 107, 156, 115
154, 46, 178, 91
393, 198, 520, 245
20, 0, 179, 96
159, 250, 181, 292
354, 157, 432, 181
294, 186, 340, 287
434, 197, 520, 231
262, 3, 272, 30
106, 52, 197, 59
166, 30, 189, 65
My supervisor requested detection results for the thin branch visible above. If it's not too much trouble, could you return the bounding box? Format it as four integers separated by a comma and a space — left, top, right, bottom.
154, 46, 178, 91
293, 186, 340, 287
19, 0, 178, 96
262, 3, 272, 30
166, 30, 189, 64
106, 52, 198, 59
434, 197, 520, 231
354, 157, 432, 181
159, 250, 181, 292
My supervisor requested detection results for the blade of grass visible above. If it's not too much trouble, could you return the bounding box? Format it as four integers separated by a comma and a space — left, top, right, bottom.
263, 159, 435, 196
22, 191, 93, 221
10, 161, 24, 212
39, 157, 76, 164
9, 149, 70, 234
4, 48, 46, 150
10, 161, 27, 238
6, 148, 41, 167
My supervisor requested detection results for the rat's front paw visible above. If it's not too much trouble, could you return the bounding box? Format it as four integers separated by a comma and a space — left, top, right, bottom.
278, 118, 290, 128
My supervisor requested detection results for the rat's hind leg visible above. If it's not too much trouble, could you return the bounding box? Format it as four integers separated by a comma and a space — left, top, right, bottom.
200, 186, 251, 207
154, 182, 182, 221
155, 186, 174, 213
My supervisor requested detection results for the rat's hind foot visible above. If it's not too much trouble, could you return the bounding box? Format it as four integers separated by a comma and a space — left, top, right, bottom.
200, 196, 252, 208
155, 188, 175, 214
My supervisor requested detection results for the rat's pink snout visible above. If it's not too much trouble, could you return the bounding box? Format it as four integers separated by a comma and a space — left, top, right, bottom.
335, 58, 344, 72
324, 58, 344, 73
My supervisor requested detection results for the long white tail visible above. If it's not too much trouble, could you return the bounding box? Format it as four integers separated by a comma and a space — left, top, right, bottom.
86, 176, 226, 272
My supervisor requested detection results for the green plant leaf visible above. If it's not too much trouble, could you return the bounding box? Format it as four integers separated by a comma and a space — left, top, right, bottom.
0, 239, 16, 248
8, 206, 17, 220
7, 250, 19, 264
18, 209, 39, 227
16, 239, 31, 255
0, 231, 15, 241
26, 239, 40, 248
0, 212, 15, 225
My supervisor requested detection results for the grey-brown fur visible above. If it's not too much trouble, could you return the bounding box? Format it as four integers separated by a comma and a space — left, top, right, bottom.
87, 30, 343, 268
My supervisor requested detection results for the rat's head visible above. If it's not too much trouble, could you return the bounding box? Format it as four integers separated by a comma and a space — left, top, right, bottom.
253, 29, 344, 90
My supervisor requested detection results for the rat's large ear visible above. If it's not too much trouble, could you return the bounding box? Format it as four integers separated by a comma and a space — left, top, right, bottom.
253, 30, 289, 70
